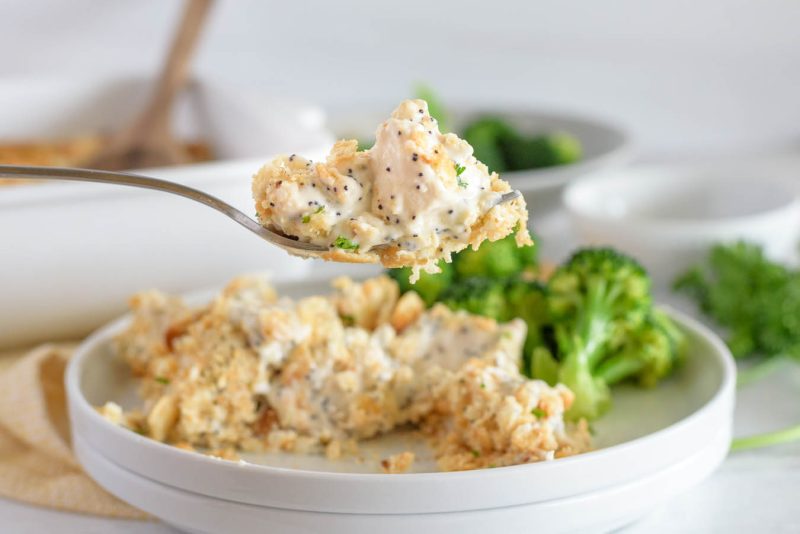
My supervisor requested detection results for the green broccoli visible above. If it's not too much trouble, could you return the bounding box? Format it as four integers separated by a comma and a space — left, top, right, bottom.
409, 87, 584, 173
388, 260, 454, 306
595, 310, 685, 388
530, 345, 560, 386
414, 84, 450, 133
503, 278, 549, 371
546, 248, 653, 420
462, 117, 517, 173
440, 277, 508, 321
452, 234, 538, 279
503, 132, 582, 171
387, 245, 682, 423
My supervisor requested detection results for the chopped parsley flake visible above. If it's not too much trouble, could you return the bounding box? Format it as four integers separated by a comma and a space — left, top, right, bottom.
471, 449, 480, 458
333, 236, 359, 250
155, 376, 170, 385
302, 205, 325, 223
341, 314, 356, 326
531, 407, 547, 419
480, 382, 486, 389
456, 175, 468, 189
454, 162, 466, 176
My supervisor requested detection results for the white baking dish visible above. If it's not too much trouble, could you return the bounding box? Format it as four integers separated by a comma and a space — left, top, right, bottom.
0, 77, 334, 348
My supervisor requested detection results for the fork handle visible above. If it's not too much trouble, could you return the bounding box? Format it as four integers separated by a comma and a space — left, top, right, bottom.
0, 164, 323, 254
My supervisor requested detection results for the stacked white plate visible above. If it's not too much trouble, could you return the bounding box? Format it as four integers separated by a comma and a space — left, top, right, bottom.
66, 279, 735, 534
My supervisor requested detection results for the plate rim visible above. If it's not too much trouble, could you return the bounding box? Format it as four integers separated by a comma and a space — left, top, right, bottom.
72, 423, 731, 533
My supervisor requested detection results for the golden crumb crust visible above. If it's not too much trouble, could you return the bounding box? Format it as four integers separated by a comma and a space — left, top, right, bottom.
106, 275, 589, 472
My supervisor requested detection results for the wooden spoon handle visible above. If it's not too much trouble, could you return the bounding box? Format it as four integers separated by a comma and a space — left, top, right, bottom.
140, 0, 214, 132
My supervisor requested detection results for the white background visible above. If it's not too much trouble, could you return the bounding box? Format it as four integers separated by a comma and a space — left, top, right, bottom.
1, 0, 799, 159
2, 1, 800, 532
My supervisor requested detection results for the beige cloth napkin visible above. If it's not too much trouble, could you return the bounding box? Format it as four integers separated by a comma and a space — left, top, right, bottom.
0, 344, 148, 519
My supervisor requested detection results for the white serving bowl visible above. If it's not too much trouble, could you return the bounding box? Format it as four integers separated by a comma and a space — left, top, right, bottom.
66, 278, 735, 526
328, 103, 632, 223
564, 163, 800, 287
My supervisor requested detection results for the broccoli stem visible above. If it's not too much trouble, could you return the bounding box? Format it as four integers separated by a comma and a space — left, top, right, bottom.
595, 355, 644, 386
558, 330, 611, 420
729, 355, 800, 452
580, 280, 616, 369
731, 423, 800, 452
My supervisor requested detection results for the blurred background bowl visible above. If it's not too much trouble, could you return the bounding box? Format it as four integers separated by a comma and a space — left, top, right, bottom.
328, 102, 632, 223
564, 162, 800, 288
0, 77, 335, 349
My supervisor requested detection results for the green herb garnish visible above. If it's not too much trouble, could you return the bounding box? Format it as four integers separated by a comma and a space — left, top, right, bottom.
454, 164, 468, 188
341, 314, 356, 326
531, 407, 547, 419
302, 205, 325, 223
471, 449, 480, 458
155, 376, 170, 385
676, 241, 800, 452
333, 236, 359, 251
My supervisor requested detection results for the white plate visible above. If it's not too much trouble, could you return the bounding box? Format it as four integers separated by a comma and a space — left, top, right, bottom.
74, 424, 731, 534
67, 278, 735, 516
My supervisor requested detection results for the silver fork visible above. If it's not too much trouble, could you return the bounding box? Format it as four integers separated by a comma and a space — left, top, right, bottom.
0, 164, 521, 258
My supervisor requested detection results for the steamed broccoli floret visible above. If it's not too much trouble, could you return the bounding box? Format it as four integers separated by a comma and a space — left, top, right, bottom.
453, 234, 538, 279
441, 277, 508, 321
503, 132, 582, 171
462, 117, 517, 173
388, 260, 454, 306
595, 310, 685, 388
503, 278, 549, 370
461, 116, 583, 173
531, 346, 560, 386
546, 248, 652, 420
387, 244, 681, 423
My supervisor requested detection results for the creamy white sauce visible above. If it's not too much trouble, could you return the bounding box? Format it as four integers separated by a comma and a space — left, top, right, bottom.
252, 99, 525, 280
